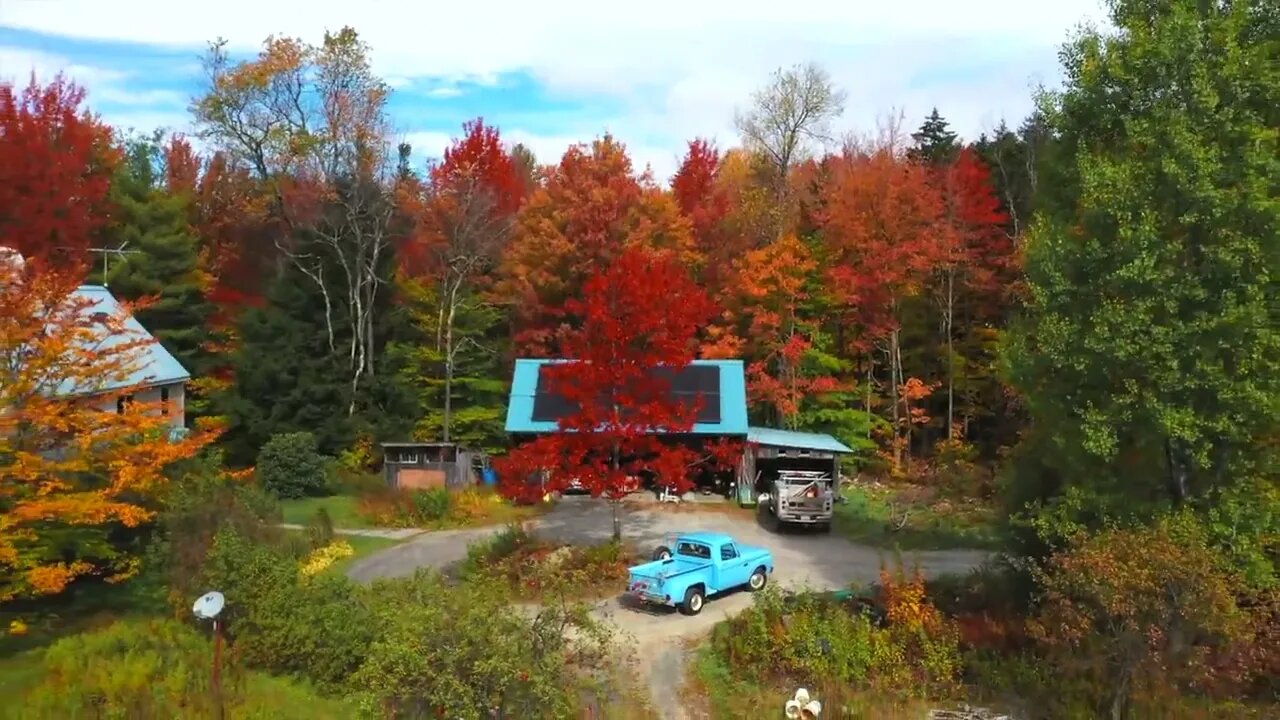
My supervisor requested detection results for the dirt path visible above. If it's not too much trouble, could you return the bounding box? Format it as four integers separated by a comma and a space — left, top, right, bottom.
277, 523, 424, 540
346, 497, 992, 719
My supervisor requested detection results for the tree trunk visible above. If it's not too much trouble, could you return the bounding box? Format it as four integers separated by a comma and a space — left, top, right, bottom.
442, 283, 460, 443
1109, 661, 1134, 720
1164, 437, 1190, 506
945, 269, 955, 441
443, 359, 454, 443
611, 442, 623, 542
864, 362, 873, 438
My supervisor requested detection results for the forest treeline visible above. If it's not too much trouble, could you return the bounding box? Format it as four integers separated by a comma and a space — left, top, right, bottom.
1, 1, 1275, 589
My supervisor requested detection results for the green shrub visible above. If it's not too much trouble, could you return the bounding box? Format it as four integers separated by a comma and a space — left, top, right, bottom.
21, 618, 232, 718
201, 529, 375, 690
411, 487, 451, 521
352, 573, 614, 719
258, 432, 331, 499
712, 581, 962, 698
153, 455, 283, 615
306, 508, 336, 550
15, 618, 357, 720
458, 524, 535, 578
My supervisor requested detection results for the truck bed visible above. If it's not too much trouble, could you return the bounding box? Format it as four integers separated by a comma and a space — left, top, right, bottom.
628, 556, 710, 583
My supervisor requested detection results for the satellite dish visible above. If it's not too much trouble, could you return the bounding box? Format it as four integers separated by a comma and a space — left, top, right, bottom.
193, 590, 225, 620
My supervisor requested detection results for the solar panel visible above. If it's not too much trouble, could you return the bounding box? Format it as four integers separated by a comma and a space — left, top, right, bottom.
529, 364, 722, 425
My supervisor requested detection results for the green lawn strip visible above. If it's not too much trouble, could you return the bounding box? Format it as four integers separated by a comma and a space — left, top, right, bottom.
280, 528, 405, 576
834, 484, 1005, 551
278, 495, 370, 528
327, 534, 403, 576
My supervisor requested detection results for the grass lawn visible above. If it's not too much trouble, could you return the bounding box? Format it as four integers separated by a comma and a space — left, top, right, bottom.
280, 528, 406, 577
834, 482, 1005, 551
279, 494, 370, 528
327, 534, 403, 576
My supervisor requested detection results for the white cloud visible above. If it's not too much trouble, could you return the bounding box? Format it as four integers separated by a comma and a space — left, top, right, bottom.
3, 0, 1111, 181
0, 45, 193, 140
424, 85, 463, 99
0, 46, 125, 87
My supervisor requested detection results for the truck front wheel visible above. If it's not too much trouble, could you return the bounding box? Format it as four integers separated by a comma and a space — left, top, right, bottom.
748, 567, 768, 591
679, 587, 705, 616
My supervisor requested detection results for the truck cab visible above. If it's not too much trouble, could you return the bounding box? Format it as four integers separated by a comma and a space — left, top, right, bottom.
625, 532, 775, 615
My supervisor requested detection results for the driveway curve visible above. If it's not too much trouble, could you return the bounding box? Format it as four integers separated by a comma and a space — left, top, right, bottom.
345, 496, 993, 719
347, 496, 990, 588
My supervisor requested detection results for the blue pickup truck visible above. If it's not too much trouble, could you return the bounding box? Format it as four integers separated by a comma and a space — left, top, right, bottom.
625, 532, 775, 615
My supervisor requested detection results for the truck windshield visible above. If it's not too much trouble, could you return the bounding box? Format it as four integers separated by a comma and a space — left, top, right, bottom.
676, 542, 711, 560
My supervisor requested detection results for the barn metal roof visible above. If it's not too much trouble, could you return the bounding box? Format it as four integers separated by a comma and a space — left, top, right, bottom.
747, 426, 854, 454
504, 358, 749, 435
52, 285, 190, 396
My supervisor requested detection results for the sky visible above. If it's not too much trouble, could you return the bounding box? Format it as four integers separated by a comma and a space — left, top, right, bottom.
0, 0, 1110, 182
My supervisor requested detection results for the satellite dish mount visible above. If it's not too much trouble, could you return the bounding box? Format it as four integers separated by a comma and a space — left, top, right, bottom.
192, 590, 227, 720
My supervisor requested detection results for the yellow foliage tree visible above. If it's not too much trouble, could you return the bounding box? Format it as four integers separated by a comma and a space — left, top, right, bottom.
0, 257, 219, 601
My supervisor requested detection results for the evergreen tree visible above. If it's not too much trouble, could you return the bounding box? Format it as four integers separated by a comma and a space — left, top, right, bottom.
909, 107, 959, 165
101, 137, 215, 413
219, 266, 357, 465
1002, 0, 1279, 585
387, 276, 509, 454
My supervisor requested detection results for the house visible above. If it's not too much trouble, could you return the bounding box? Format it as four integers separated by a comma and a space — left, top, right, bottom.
60, 285, 191, 431
503, 358, 854, 502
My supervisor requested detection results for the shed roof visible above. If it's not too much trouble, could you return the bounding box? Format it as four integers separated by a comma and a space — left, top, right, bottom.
748, 426, 854, 454
504, 358, 749, 436
53, 285, 190, 396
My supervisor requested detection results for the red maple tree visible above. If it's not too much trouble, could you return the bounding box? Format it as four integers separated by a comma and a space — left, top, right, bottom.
0, 76, 118, 269
496, 135, 696, 356
670, 139, 733, 286
495, 246, 740, 539
400, 118, 525, 278
820, 142, 947, 467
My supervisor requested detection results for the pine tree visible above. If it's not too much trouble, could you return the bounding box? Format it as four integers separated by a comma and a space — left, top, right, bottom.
909, 108, 960, 165
218, 267, 357, 465
102, 138, 215, 410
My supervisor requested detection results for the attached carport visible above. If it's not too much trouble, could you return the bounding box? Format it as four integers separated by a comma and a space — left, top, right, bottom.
737, 426, 854, 506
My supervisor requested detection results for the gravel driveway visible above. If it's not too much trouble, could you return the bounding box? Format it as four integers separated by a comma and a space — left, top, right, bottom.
345, 496, 991, 719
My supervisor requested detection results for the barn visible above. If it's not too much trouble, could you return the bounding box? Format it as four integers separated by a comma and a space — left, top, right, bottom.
503, 358, 853, 502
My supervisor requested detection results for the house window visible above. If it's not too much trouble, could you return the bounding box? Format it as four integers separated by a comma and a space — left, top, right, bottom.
116, 394, 134, 414
393, 449, 419, 464
160, 386, 170, 416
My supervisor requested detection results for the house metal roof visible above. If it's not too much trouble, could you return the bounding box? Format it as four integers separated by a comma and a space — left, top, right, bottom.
747, 426, 854, 454
504, 358, 749, 436
53, 285, 190, 396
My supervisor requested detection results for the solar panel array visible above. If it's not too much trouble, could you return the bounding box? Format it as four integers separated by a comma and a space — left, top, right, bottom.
530, 364, 722, 424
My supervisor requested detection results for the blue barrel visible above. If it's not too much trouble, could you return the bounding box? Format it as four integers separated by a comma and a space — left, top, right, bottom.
482, 468, 498, 486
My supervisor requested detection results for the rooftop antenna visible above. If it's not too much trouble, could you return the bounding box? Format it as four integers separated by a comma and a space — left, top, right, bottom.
87, 243, 142, 286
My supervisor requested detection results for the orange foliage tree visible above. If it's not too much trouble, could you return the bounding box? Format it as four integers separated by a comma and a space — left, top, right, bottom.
0, 76, 118, 269
722, 234, 841, 427
0, 257, 218, 601
497, 135, 696, 356
820, 137, 946, 466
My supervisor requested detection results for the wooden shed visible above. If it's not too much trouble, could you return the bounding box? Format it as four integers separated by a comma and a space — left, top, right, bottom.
381, 441, 479, 490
